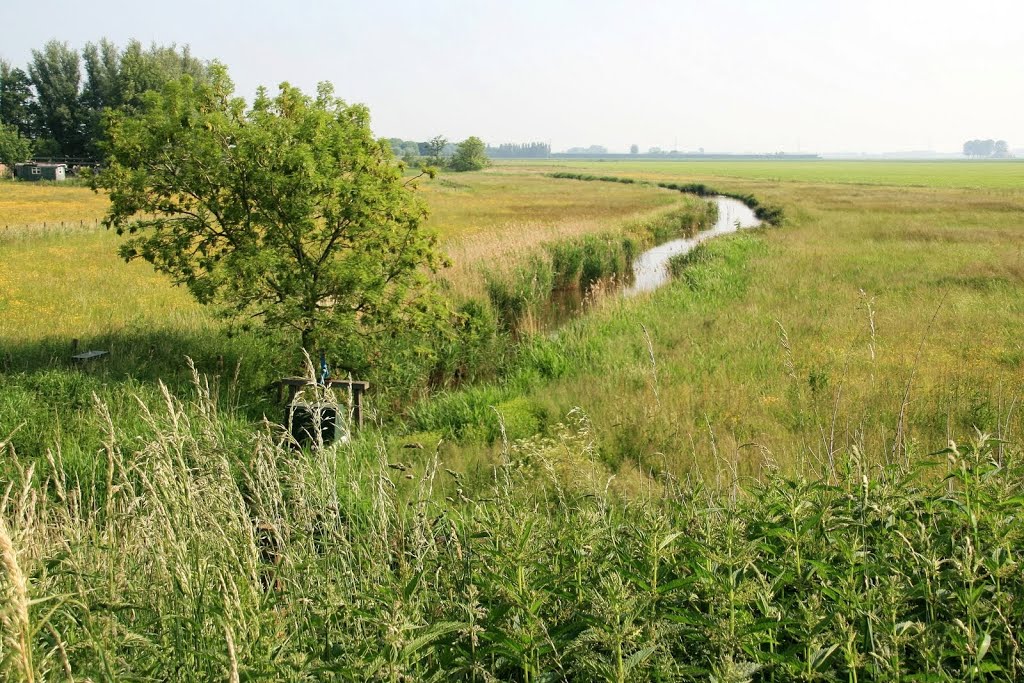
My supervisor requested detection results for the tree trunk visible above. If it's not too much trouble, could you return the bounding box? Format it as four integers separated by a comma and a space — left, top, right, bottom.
300, 326, 316, 359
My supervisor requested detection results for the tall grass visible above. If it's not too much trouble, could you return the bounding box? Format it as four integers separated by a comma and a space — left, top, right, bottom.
2, 379, 1023, 681
480, 201, 717, 333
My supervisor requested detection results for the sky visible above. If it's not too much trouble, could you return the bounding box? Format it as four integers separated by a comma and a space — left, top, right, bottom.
3, 0, 1023, 154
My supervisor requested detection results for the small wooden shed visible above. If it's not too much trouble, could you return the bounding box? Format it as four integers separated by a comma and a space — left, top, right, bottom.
15, 162, 67, 182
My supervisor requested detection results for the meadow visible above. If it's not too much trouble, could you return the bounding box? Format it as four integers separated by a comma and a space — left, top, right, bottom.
3, 160, 1024, 680
410, 160, 1024, 479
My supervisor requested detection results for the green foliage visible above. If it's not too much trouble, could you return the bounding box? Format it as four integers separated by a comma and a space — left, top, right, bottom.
0, 61, 34, 138
484, 254, 555, 331
95, 67, 446, 367
2, 39, 210, 159
27, 41, 85, 157
0, 122, 31, 169
426, 134, 448, 166
449, 136, 489, 172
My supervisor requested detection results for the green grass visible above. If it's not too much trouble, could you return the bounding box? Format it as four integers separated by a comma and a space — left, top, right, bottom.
3, 386, 1023, 681
429, 160, 1024, 476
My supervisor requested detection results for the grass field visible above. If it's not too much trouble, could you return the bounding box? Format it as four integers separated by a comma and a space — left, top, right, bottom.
3, 160, 1024, 680
504, 158, 1024, 190
408, 160, 1024, 478
0, 174, 676, 338
4, 162, 1024, 468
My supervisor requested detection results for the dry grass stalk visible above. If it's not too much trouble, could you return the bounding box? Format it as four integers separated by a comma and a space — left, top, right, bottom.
0, 513, 34, 683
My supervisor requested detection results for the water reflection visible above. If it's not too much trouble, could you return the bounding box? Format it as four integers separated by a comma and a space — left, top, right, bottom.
624, 197, 761, 296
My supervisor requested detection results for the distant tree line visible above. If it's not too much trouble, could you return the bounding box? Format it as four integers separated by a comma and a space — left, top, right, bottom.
485, 142, 550, 158
0, 39, 210, 161
386, 135, 489, 171
386, 137, 458, 164
565, 144, 608, 155
963, 139, 1011, 158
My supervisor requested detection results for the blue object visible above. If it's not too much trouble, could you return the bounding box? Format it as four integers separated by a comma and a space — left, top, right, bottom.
319, 352, 330, 386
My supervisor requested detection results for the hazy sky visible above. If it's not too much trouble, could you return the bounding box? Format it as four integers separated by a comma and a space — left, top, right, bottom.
3, 0, 1023, 153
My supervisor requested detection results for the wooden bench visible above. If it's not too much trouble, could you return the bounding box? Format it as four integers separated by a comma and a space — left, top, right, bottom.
278, 377, 369, 429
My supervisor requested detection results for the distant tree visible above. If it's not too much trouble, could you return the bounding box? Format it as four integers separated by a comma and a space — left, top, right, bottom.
384, 137, 426, 165
648, 146, 662, 154
994, 140, 1010, 158
449, 136, 489, 171
80, 39, 122, 156
566, 145, 607, 155
4, 40, 211, 160
0, 61, 34, 138
0, 122, 32, 170
81, 39, 121, 111
630, 144, 639, 154
386, 137, 404, 155
964, 139, 1004, 158
28, 41, 86, 156
400, 141, 419, 161
425, 135, 448, 166
95, 68, 445, 361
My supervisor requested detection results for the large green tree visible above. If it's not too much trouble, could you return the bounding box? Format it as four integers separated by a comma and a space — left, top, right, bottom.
95, 67, 445, 363
28, 40, 86, 156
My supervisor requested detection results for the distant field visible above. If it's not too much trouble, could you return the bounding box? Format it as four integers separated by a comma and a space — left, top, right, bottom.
501, 158, 1024, 191
0, 179, 109, 229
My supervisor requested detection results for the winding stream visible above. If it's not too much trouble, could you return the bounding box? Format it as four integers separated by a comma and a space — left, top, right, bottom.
623, 196, 761, 296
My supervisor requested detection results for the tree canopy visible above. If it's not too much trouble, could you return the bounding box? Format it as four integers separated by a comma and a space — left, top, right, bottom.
0, 122, 32, 169
424, 135, 448, 166
0, 39, 208, 159
95, 67, 445, 365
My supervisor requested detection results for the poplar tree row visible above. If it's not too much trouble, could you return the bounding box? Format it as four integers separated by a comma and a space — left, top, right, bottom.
0, 39, 209, 160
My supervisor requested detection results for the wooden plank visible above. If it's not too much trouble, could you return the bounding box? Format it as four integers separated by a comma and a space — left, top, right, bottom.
71, 350, 108, 361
